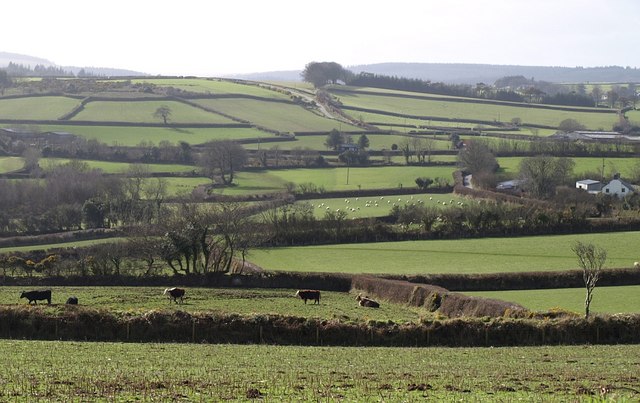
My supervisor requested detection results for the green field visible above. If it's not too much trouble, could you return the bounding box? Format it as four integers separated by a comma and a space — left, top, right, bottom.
40, 158, 196, 174
3, 287, 428, 323
209, 166, 456, 196
497, 156, 640, 178
72, 100, 236, 123
0, 156, 24, 173
0, 238, 122, 255
300, 192, 465, 219
248, 231, 640, 275
132, 78, 292, 99
0, 96, 80, 120
194, 98, 357, 132
2, 340, 637, 401
335, 90, 619, 130
468, 285, 640, 314
35, 125, 271, 146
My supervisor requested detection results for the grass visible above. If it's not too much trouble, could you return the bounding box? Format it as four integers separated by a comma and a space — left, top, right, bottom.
467, 285, 640, 314
497, 156, 640, 178
0, 340, 638, 401
0, 96, 80, 120
248, 231, 640, 275
39, 158, 196, 174
72, 100, 236, 123
300, 192, 466, 219
335, 90, 619, 130
0, 156, 24, 173
3, 286, 428, 324
0, 238, 123, 255
193, 98, 358, 132
243, 133, 454, 151
131, 77, 292, 99
35, 125, 271, 146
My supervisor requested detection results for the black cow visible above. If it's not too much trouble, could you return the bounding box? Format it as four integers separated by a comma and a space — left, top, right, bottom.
356, 294, 380, 308
164, 287, 186, 304
20, 290, 52, 305
66, 296, 79, 305
295, 290, 321, 304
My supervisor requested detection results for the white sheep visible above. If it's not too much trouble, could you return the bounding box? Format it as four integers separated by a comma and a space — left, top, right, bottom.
634, 262, 640, 269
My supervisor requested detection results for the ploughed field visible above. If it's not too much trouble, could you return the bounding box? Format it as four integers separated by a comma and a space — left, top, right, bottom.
3, 286, 431, 324
1, 340, 638, 401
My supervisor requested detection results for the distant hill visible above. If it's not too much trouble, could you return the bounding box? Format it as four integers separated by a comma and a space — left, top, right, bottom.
232, 63, 640, 85
0, 51, 147, 77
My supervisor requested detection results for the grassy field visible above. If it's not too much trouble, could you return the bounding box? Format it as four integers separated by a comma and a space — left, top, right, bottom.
39, 158, 196, 174
1, 340, 638, 401
194, 98, 357, 132
72, 100, 236, 123
248, 231, 640, 275
35, 125, 271, 146
0, 156, 24, 173
3, 287, 429, 323
300, 192, 466, 219
335, 91, 619, 130
243, 133, 454, 151
0, 96, 80, 120
467, 285, 640, 314
131, 77, 292, 99
497, 156, 639, 178
0, 238, 122, 255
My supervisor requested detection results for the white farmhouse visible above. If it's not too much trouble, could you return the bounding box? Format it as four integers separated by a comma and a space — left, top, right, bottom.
601, 174, 635, 198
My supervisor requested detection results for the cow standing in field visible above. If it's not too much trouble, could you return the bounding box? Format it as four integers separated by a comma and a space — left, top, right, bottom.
20, 290, 52, 305
295, 290, 321, 304
163, 287, 186, 304
356, 294, 380, 308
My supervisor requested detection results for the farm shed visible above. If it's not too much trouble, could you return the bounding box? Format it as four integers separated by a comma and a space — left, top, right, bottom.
575, 179, 602, 194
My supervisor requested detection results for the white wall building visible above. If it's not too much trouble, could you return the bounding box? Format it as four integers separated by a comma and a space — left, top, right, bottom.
601, 175, 635, 198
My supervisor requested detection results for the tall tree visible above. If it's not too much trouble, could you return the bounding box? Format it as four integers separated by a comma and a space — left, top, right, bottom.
199, 140, 247, 185
301, 62, 349, 88
457, 140, 498, 175
324, 129, 344, 151
519, 155, 574, 199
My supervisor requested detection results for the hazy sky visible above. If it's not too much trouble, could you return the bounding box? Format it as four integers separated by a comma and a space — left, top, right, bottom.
3, 0, 639, 76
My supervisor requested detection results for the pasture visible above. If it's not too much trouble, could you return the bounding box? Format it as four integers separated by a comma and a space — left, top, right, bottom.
193, 98, 358, 132
36, 124, 270, 146
39, 158, 196, 174
1, 340, 638, 401
131, 77, 292, 100
3, 287, 429, 324
334, 90, 619, 130
72, 100, 236, 124
467, 285, 640, 314
0, 156, 24, 173
248, 231, 640, 275
301, 192, 466, 219
497, 156, 640, 178
0, 96, 80, 120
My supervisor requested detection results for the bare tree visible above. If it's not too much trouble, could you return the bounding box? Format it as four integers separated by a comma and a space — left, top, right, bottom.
572, 241, 607, 318
199, 140, 247, 185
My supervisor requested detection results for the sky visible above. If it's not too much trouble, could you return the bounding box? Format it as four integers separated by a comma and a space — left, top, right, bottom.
2, 0, 640, 76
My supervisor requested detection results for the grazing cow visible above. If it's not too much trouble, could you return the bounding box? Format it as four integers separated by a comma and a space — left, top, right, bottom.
20, 290, 52, 305
66, 296, 79, 305
163, 287, 186, 304
295, 289, 321, 304
356, 294, 380, 308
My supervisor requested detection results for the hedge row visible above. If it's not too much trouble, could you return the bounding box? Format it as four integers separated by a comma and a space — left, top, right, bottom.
2, 306, 639, 346
352, 276, 525, 317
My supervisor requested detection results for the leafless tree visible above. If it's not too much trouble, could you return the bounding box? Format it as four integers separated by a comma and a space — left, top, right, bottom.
572, 241, 607, 318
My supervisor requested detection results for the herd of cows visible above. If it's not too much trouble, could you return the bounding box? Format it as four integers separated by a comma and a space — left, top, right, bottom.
18, 288, 381, 308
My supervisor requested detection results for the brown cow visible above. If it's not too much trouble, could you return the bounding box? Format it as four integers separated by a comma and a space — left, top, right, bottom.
356, 294, 380, 308
295, 289, 321, 304
163, 287, 186, 304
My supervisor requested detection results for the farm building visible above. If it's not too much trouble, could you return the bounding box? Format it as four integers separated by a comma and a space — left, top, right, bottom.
575, 179, 602, 194
550, 130, 640, 142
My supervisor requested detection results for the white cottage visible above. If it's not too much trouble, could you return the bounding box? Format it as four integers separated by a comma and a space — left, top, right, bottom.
601, 174, 635, 198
